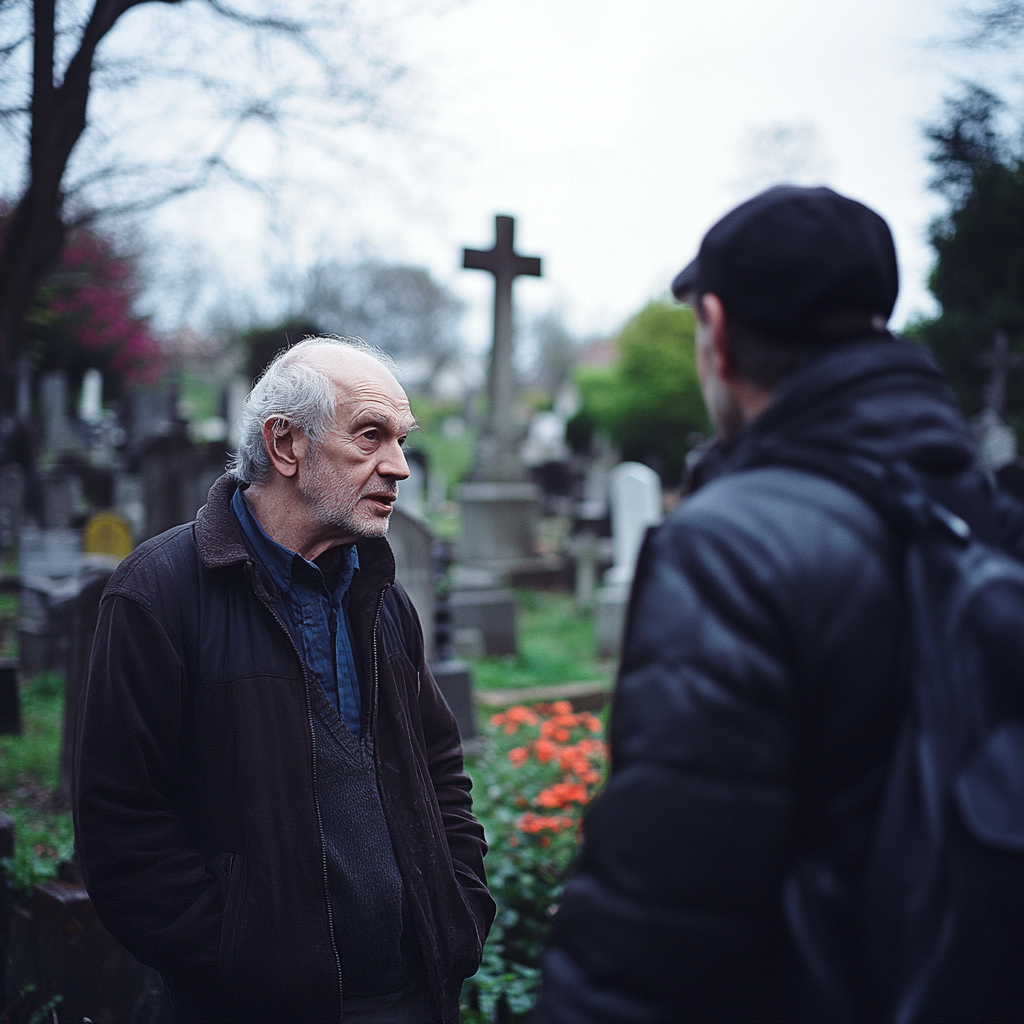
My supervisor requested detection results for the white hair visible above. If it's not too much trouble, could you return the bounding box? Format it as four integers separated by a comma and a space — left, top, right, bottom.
229, 335, 398, 485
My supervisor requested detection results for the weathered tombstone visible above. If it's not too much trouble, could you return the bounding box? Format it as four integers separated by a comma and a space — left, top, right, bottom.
595, 462, 663, 658
972, 329, 1024, 471
39, 369, 75, 464
5, 880, 162, 1023
0, 658, 20, 734
395, 450, 427, 519
0, 463, 25, 556
39, 468, 83, 528
388, 507, 436, 664
432, 543, 476, 742
83, 509, 135, 561
457, 215, 547, 579
114, 471, 145, 541
450, 586, 517, 657
78, 367, 103, 424
18, 526, 83, 678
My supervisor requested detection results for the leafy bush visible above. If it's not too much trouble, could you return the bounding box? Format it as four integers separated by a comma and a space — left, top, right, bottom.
462, 702, 607, 1023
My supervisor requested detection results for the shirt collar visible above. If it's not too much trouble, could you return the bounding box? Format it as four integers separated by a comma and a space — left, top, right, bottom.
230, 485, 359, 595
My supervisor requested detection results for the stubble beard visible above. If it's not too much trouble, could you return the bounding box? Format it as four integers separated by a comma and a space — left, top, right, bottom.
301, 445, 397, 539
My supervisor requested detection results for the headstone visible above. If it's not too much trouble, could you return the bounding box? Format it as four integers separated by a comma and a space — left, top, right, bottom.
450, 587, 517, 657
568, 529, 599, 611
18, 526, 84, 678
972, 407, 1018, 470
0, 463, 25, 556
114, 472, 145, 542
432, 542, 476, 742
78, 368, 103, 424
457, 215, 550, 582
5, 880, 162, 1023
39, 370, 77, 464
0, 658, 20, 734
604, 462, 663, 586
387, 507, 436, 664
39, 469, 83, 528
595, 462, 663, 658
83, 510, 134, 561
395, 450, 427, 519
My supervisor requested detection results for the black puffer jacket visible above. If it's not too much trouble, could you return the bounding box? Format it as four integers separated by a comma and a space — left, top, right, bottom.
73, 474, 494, 1023
533, 338, 1024, 1022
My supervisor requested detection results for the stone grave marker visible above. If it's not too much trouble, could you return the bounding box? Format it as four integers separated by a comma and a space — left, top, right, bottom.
5, 879, 161, 1023
595, 461, 663, 658
83, 509, 135, 561
0, 659, 20, 735
0, 463, 26, 555
388, 507, 436, 665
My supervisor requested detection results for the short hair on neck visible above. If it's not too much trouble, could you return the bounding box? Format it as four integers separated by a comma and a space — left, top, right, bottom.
229, 335, 399, 485
696, 294, 849, 389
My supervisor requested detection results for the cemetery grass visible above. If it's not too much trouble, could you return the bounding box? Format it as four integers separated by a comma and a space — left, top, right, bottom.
0, 672, 75, 899
469, 589, 613, 693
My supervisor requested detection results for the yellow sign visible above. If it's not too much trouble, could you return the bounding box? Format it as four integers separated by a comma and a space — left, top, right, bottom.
83, 510, 134, 560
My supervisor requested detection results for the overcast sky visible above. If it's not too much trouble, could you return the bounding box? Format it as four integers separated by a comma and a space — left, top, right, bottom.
135, 0, 1003, 351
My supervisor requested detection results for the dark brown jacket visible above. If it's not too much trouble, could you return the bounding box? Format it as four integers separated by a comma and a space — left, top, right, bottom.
73, 474, 494, 1023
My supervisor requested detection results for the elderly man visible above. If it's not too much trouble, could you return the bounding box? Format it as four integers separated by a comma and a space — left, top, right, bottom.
74, 338, 494, 1024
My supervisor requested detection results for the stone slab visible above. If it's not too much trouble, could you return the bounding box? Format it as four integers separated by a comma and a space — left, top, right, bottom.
432, 659, 477, 741
450, 589, 517, 657
475, 679, 611, 712
5, 881, 162, 1023
595, 581, 630, 659
455, 480, 541, 574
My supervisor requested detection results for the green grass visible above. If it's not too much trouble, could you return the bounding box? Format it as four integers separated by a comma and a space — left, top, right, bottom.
0, 672, 63, 794
469, 589, 613, 691
0, 671, 72, 897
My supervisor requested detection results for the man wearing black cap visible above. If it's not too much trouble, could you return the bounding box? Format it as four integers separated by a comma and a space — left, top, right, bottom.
531, 186, 1024, 1022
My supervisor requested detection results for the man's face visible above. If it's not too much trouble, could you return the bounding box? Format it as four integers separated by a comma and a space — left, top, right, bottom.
694, 302, 746, 440
297, 352, 415, 541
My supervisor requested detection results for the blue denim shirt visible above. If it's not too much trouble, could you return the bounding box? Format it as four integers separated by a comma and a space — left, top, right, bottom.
231, 487, 362, 736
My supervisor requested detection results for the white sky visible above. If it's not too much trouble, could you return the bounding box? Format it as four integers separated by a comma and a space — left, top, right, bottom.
134, 0, 998, 352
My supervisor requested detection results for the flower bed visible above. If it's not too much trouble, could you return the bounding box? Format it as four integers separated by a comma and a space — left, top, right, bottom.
462, 701, 607, 1023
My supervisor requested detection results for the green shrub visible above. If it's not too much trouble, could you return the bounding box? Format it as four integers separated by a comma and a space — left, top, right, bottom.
462, 702, 607, 1023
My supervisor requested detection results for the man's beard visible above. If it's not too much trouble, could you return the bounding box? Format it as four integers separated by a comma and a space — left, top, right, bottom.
300, 445, 398, 539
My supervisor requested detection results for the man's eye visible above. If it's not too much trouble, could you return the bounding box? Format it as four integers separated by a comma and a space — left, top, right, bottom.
362, 430, 380, 443
398, 436, 408, 447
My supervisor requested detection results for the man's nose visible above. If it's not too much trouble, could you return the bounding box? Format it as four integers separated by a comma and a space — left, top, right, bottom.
380, 441, 410, 481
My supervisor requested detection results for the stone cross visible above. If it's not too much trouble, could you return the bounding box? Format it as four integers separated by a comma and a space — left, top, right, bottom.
979, 330, 1024, 418
463, 215, 542, 481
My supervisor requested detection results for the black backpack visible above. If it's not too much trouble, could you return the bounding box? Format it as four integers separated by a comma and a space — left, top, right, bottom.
780, 454, 1024, 1023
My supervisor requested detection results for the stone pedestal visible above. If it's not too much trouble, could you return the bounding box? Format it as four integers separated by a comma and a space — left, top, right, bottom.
5, 881, 162, 1023
595, 581, 630, 659
451, 588, 517, 657
432, 659, 477, 741
455, 481, 542, 576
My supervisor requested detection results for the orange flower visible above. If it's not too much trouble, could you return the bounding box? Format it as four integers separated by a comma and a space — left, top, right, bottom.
534, 738, 557, 763
536, 782, 589, 809
508, 746, 528, 767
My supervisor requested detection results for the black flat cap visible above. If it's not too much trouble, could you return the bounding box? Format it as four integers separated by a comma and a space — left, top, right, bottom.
672, 185, 899, 343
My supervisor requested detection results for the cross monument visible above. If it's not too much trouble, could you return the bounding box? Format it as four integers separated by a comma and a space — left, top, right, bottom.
979, 330, 1024, 418
463, 215, 542, 481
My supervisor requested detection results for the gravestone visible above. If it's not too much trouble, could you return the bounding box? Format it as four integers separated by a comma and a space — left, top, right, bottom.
432, 543, 476, 742
0, 463, 25, 556
595, 462, 663, 658
395, 450, 427, 519
0, 659, 20, 735
972, 329, 1024, 471
17, 526, 83, 678
457, 215, 548, 580
5, 880, 161, 1023
78, 367, 103, 424
38, 370, 77, 465
83, 509, 135, 561
388, 507, 436, 665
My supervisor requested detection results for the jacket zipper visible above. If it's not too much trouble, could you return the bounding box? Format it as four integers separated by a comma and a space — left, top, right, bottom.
250, 564, 345, 1022
369, 584, 390, 736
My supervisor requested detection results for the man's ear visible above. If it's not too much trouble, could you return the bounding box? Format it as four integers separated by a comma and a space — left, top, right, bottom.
262, 419, 306, 479
701, 293, 735, 380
